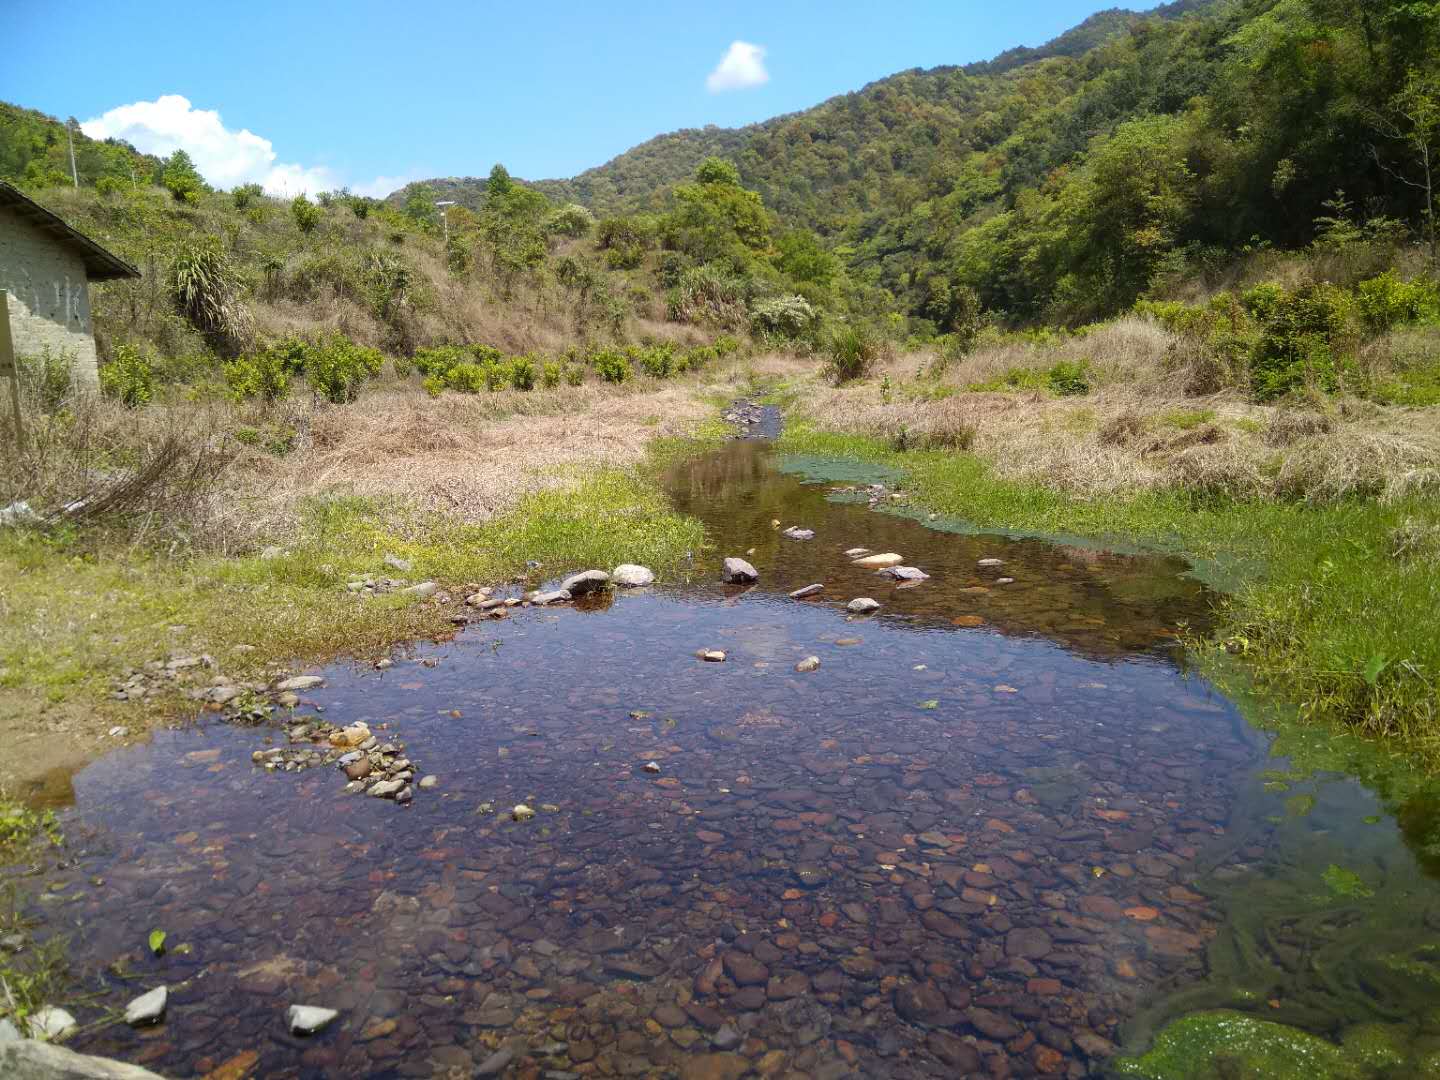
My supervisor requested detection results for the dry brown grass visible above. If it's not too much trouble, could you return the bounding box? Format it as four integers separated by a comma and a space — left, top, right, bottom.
791, 350, 1440, 504
276, 379, 717, 523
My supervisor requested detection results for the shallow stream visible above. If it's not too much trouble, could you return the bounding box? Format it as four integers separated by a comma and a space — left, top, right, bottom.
14, 429, 1440, 1078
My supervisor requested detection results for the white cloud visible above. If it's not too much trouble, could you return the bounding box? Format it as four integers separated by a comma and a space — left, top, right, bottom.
80, 94, 404, 198
706, 41, 769, 93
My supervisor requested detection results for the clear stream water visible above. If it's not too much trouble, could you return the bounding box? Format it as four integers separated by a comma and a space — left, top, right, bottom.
12, 428, 1440, 1079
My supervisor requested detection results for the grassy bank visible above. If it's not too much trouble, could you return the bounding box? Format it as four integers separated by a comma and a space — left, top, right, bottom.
778, 422, 1440, 767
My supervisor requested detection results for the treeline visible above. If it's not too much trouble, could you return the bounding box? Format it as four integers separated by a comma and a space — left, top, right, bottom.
427, 0, 1440, 335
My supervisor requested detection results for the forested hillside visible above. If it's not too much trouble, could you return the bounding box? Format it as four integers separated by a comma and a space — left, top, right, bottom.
404, 0, 1439, 330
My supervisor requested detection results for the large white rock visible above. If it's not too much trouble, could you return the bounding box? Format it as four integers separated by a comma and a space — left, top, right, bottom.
722, 557, 758, 583
286, 1004, 339, 1036
0, 1039, 166, 1078
611, 564, 655, 588
852, 553, 903, 568
124, 986, 166, 1027
561, 570, 610, 595
847, 598, 881, 614
29, 1007, 76, 1041
879, 566, 930, 581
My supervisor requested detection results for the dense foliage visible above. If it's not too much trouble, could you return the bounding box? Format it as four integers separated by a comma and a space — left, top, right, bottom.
406, 0, 1440, 333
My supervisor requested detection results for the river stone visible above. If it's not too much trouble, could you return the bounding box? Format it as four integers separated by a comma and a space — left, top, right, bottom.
611, 564, 655, 588
274, 675, 324, 692
527, 589, 571, 605
723, 952, 770, 986
696, 649, 727, 663
847, 597, 881, 614
852, 552, 903, 568
1005, 927, 1052, 960
721, 557, 758, 583
30, 1006, 76, 1040
367, 779, 404, 799
880, 565, 930, 581
968, 1006, 1020, 1040
844, 547, 870, 557
561, 570, 610, 595
512, 804, 536, 821
711, 1025, 742, 1050
287, 1004, 338, 1035
894, 982, 954, 1027
927, 1031, 981, 1072
402, 581, 439, 597
124, 986, 166, 1027
789, 584, 825, 599
782, 526, 815, 540
474, 1047, 515, 1076
795, 656, 821, 673
681, 1054, 749, 1080
0, 1040, 166, 1078
418, 775, 438, 789
977, 558, 1005, 567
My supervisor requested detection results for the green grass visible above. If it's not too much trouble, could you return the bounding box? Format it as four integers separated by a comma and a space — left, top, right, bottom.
0, 461, 706, 717
779, 423, 1440, 767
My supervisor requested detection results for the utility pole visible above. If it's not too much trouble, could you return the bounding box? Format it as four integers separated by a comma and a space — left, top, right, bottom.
435, 200, 456, 246
0, 292, 24, 452
66, 117, 80, 189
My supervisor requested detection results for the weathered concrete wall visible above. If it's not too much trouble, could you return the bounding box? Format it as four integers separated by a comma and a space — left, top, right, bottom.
0, 207, 100, 388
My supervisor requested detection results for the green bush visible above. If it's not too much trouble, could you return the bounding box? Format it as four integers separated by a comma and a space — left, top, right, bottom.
16, 347, 76, 412
542, 361, 562, 389
232, 183, 263, 210
98, 344, 155, 407
823, 325, 882, 384
564, 363, 585, 387
1249, 284, 1357, 402
443, 362, 487, 394
507, 354, 537, 391
224, 349, 291, 403
291, 194, 321, 234
1355, 272, 1440, 334
713, 334, 741, 357
629, 343, 677, 378
412, 344, 469, 380
591, 349, 632, 384
307, 334, 384, 403
750, 295, 818, 341
1046, 360, 1090, 396
546, 203, 595, 238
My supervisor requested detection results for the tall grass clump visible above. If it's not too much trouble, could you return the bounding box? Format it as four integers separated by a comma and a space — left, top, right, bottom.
168, 237, 254, 355
823, 324, 883, 384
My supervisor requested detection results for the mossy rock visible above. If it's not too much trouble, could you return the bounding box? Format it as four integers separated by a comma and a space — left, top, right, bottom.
1112, 1010, 1365, 1080
1340, 1023, 1408, 1071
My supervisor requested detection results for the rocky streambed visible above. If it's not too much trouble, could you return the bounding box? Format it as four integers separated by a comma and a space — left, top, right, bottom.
6, 432, 1440, 1079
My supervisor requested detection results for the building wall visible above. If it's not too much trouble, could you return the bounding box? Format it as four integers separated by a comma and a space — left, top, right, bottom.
0, 207, 100, 387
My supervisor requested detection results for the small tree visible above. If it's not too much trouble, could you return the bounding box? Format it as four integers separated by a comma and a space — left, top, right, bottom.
232, 182, 263, 210
1367, 68, 1440, 263
291, 193, 321, 234
161, 150, 206, 204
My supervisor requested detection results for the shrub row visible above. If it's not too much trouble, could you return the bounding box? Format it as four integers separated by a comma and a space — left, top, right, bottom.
1135, 271, 1440, 402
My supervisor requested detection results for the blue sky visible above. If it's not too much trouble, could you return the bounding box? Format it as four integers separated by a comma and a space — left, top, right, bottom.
4, 0, 1122, 196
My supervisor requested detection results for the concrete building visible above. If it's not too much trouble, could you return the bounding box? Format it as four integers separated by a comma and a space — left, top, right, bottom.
0, 181, 138, 387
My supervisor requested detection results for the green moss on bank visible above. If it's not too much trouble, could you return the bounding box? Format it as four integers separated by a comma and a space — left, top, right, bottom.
1112, 1011, 1362, 1080
778, 424, 1440, 768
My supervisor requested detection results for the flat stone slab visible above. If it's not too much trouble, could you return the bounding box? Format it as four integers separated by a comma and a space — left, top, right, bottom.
789, 584, 824, 599
274, 675, 324, 692
852, 553, 903, 568
879, 566, 930, 581
0, 1040, 166, 1078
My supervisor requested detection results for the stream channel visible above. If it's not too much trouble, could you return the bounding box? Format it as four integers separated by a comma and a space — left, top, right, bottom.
14, 417, 1440, 1078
